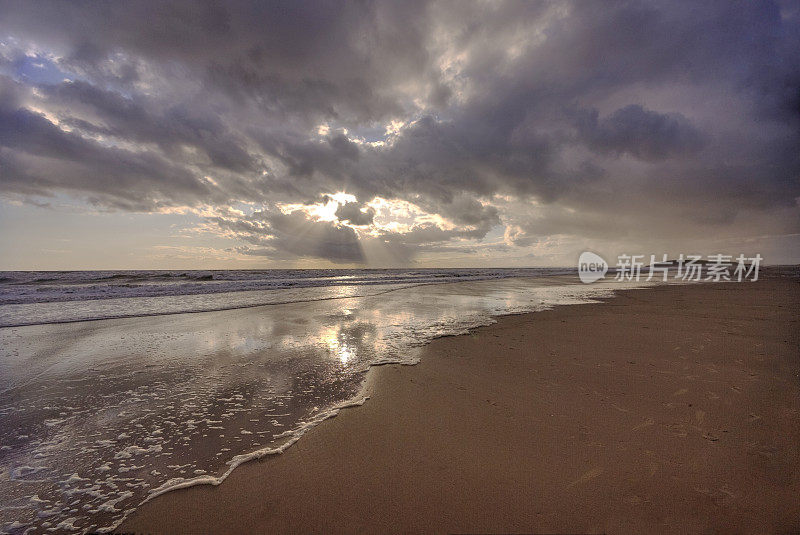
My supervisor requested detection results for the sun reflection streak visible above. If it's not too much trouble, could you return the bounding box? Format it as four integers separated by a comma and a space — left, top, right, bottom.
321, 327, 357, 365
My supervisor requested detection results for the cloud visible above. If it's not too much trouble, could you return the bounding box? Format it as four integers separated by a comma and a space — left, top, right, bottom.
0, 0, 798, 264
335, 201, 375, 226
212, 209, 364, 263
574, 105, 705, 161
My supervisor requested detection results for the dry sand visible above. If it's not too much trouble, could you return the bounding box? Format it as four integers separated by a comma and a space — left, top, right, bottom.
121, 280, 800, 534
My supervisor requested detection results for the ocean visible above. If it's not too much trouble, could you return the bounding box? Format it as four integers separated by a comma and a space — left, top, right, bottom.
0, 269, 640, 534
0, 268, 575, 327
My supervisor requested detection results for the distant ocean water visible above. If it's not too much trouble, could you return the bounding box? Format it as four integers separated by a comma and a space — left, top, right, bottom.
0, 268, 574, 327
0, 269, 641, 534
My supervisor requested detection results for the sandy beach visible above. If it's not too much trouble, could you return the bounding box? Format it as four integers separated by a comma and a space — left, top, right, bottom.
120, 279, 800, 534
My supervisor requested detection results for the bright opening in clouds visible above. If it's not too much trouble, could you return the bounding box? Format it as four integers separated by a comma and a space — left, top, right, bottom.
0, 1, 798, 268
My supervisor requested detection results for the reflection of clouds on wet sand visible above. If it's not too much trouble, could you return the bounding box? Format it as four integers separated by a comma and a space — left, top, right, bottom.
0, 276, 644, 533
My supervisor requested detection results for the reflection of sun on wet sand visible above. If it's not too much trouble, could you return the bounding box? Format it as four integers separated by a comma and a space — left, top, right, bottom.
123, 277, 800, 534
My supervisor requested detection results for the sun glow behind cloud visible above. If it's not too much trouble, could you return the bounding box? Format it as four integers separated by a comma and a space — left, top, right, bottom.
276, 193, 450, 237
279, 192, 357, 222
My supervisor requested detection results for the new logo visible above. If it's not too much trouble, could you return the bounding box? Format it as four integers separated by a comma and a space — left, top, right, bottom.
578, 251, 608, 283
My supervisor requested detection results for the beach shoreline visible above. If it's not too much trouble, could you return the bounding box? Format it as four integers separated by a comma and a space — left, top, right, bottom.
121, 279, 800, 534
1, 273, 648, 533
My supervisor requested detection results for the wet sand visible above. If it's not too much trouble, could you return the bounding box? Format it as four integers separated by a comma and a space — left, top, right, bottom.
121, 280, 800, 534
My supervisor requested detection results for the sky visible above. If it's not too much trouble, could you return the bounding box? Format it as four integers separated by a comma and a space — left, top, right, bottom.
0, 0, 798, 269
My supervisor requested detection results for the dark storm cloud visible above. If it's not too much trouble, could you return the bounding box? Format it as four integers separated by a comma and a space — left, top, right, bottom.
574, 105, 705, 161
211, 208, 364, 263
209, 204, 484, 264
0, 0, 798, 263
41, 80, 258, 173
0, 79, 214, 209
259, 210, 365, 263
0, 0, 444, 123
335, 201, 375, 226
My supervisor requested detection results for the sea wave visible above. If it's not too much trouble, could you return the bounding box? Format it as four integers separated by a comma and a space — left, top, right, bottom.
0, 268, 575, 327
0, 268, 574, 305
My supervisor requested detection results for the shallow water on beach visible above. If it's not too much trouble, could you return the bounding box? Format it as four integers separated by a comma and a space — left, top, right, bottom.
0, 274, 644, 534
0, 268, 573, 327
